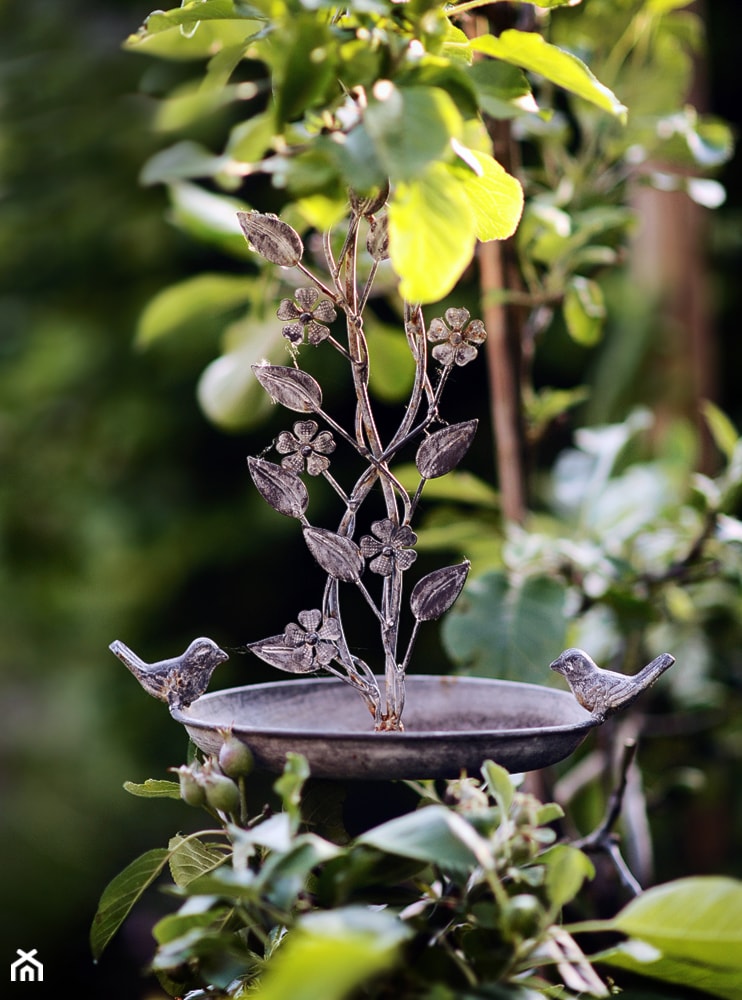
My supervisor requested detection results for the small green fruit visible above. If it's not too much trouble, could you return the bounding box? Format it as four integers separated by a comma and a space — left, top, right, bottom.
502, 894, 544, 941
217, 730, 255, 778
172, 765, 206, 808
203, 771, 241, 814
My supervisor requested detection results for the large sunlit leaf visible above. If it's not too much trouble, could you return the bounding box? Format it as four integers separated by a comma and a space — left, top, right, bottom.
470, 30, 627, 119
388, 162, 476, 304
459, 149, 524, 242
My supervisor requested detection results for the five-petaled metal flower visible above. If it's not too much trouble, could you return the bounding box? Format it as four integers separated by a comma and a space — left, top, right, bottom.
360, 519, 418, 576
284, 609, 341, 669
277, 287, 337, 345
276, 420, 336, 476
427, 307, 486, 367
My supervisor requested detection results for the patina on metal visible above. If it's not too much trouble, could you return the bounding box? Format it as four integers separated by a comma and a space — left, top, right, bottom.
236, 201, 488, 732
170, 675, 602, 780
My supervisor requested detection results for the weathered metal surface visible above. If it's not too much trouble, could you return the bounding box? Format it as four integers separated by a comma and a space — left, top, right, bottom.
170, 675, 600, 780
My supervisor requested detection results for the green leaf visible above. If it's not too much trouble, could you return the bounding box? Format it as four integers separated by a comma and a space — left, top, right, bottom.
168, 834, 230, 888
154, 79, 242, 132
144, 1, 254, 32
481, 760, 514, 814
364, 84, 463, 181
196, 314, 281, 430
136, 273, 253, 347
541, 844, 595, 912
226, 110, 276, 163
140, 140, 229, 186
168, 181, 251, 258
123, 778, 182, 799
609, 877, 742, 970
125, 11, 258, 59
396, 463, 500, 508
459, 149, 524, 243
272, 15, 337, 126
594, 942, 742, 1000
252, 907, 408, 1000
357, 804, 493, 873
524, 386, 590, 438
470, 30, 627, 119
388, 162, 476, 304
466, 60, 537, 120
563, 276, 606, 347
90, 848, 169, 960
153, 908, 231, 945
701, 400, 738, 462
366, 320, 417, 402
273, 752, 310, 829
441, 571, 568, 682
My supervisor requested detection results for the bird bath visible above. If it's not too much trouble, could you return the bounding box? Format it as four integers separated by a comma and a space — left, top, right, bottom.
169, 674, 601, 780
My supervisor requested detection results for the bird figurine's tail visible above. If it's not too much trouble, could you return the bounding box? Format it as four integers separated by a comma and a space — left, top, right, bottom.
550, 647, 676, 721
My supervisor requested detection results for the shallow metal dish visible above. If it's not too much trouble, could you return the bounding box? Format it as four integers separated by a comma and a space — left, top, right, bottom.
170, 675, 599, 780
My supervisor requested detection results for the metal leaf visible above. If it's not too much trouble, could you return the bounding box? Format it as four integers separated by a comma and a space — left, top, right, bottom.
236, 210, 304, 267
252, 364, 323, 413
366, 215, 390, 261
247, 456, 308, 519
248, 635, 319, 674
303, 527, 364, 582
415, 419, 478, 479
410, 560, 471, 622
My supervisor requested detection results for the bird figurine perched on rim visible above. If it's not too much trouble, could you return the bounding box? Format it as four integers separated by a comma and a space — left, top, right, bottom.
550, 647, 675, 722
109, 636, 229, 709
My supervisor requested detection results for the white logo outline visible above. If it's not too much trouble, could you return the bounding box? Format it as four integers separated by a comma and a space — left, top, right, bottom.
10, 949, 44, 983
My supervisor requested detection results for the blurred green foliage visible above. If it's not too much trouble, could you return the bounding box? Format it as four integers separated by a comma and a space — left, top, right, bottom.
1, 0, 741, 997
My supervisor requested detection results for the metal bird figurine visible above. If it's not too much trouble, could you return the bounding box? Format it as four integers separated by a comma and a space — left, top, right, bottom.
109, 636, 229, 709
550, 647, 675, 721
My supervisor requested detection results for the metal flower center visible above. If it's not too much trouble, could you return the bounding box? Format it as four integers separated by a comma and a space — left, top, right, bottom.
301, 445, 313, 457
382, 545, 394, 558
300, 312, 314, 324
305, 631, 319, 646
450, 331, 463, 345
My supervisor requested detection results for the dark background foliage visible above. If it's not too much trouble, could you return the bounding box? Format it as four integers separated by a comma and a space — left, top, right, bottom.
1, 1, 740, 996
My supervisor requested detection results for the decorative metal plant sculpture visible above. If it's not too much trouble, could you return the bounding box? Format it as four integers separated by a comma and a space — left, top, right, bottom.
239, 191, 484, 731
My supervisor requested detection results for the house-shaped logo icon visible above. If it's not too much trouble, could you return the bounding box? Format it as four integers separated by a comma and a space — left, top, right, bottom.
10, 949, 44, 983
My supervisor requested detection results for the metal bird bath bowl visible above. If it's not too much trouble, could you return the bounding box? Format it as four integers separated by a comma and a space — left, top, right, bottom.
170, 674, 601, 780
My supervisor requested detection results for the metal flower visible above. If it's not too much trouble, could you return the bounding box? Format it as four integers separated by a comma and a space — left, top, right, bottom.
360, 519, 418, 576
427, 307, 486, 367
277, 287, 337, 345
276, 420, 336, 475
284, 609, 341, 669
